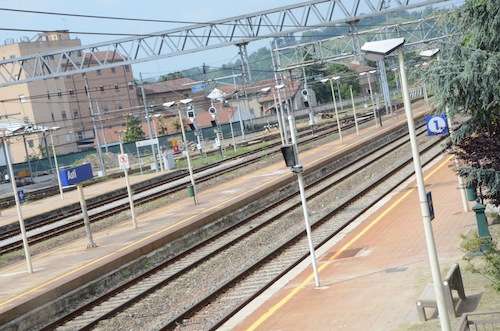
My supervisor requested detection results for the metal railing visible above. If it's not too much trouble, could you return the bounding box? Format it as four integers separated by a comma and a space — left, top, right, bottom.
456, 311, 500, 331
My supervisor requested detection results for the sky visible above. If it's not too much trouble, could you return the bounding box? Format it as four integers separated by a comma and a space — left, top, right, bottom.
0, 0, 464, 81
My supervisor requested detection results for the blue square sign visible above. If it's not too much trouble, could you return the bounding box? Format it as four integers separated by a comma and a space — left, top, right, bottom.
59, 163, 94, 186
426, 114, 449, 136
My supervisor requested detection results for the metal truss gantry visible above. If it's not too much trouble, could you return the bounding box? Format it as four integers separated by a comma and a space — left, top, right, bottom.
272, 15, 458, 71
0, 0, 453, 87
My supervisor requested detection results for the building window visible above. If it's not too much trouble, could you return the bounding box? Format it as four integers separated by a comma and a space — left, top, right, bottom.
28, 140, 34, 148
124, 65, 130, 72
103, 106, 109, 113
128, 82, 134, 90
69, 89, 75, 96
96, 69, 102, 75
114, 83, 119, 91
117, 102, 123, 110
19, 94, 25, 103
61, 110, 67, 120
47, 91, 51, 100
66, 75, 71, 79
76, 131, 84, 140
51, 113, 55, 121
100, 85, 105, 92
73, 110, 79, 118
57, 89, 62, 97
111, 67, 116, 73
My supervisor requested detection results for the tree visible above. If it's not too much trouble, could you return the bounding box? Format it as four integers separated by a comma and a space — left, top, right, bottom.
422, 0, 500, 205
124, 114, 145, 142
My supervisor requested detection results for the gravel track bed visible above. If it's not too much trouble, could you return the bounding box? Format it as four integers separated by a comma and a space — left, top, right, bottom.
89, 133, 443, 330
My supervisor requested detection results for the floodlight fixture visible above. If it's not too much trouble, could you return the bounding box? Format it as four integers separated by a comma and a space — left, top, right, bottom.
332, 76, 340, 81
361, 37, 405, 62
180, 98, 193, 104
163, 101, 176, 108
261, 87, 271, 93
419, 48, 441, 61
275, 84, 285, 89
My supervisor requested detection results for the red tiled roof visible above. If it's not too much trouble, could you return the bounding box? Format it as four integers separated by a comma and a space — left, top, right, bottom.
141, 78, 197, 95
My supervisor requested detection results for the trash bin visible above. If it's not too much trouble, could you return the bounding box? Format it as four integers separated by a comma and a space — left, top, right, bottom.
187, 184, 195, 197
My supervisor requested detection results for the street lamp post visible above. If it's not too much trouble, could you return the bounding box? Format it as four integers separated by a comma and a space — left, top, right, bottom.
2, 131, 33, 273
362, 38, 451, 331
332, 76, 344, 113
360, 70, 380, 127
419, 49, 469, 212
321, 78, 343, 143
284, 119, 321, 288
47, 127, 63, 199
175, 100, 198, 204
349, 85, 360, 135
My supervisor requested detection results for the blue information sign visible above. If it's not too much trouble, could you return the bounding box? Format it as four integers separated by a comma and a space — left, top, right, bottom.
426, 114, 449, 136
191, 84, 205, 92
17, 190, 26, 203
59, 163, 94, 187
427, 191, 435, 221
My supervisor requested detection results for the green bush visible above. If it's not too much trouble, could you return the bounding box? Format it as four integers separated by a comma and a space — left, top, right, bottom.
461, 231, 500, 293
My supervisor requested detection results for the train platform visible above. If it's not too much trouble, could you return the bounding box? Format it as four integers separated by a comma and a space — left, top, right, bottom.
0, 105, 481, 330
223, 154, 479, 331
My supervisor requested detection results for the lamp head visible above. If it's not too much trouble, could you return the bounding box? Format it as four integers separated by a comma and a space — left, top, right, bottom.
162, 101, 176, 108
180, 98, 193, 105
419, 48, 440, 61
361, 37, 405, 61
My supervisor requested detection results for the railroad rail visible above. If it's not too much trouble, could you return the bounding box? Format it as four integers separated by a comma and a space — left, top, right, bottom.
0, 114, 374, 255
35, 124, 446, 330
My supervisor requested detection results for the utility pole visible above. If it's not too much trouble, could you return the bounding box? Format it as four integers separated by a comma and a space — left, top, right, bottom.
140, 73, 159, 173
84, 75, 106, 177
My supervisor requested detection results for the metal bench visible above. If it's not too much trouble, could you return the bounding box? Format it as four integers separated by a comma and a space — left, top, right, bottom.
416, 263, 466, 322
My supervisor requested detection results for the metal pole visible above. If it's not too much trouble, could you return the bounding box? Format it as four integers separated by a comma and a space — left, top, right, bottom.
178, 103, 198, 205
95, 98, 108, 153
140, 73, 159, 173
43, 132, 53, 173
3, 133, 33, 273
398, 46, 451, 331
336, 79, 344, 113
227, 106, 237, 153
117, 132, 137, 228
77, 182, 97, 248
367, 72, 379, 127
232, 72, 246, 140
152, 117, 164, 172
349, 85, 360, 135
286, 100, 320, 288
84, 75, 106, 177
49, 131, 64, 200
328, 80, 343, 142
271, 91, 285, 145
22, 134, 34, 184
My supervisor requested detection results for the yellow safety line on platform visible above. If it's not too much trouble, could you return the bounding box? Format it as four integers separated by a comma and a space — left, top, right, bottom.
246, 155, 452, 331
0, 111, 425, 311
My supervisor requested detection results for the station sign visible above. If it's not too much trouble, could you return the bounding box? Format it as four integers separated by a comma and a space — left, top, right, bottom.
118, 153, 130, 170
426, 114, 449, 136
135, 138, 159, 147
59, 163, 93, 187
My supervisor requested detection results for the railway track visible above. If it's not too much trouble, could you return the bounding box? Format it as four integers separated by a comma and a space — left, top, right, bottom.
37, 124, 446, 331
0, 115, 374, 255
